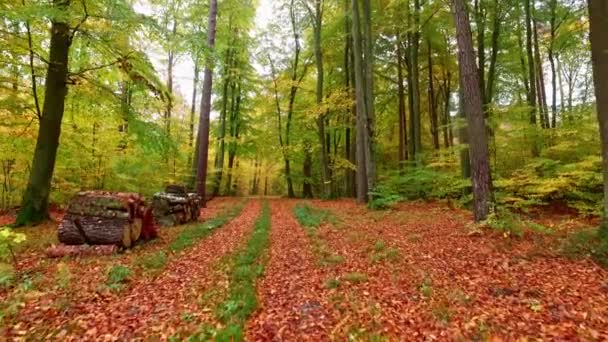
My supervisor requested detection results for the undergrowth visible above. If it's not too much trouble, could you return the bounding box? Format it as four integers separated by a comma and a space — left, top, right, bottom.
190, 202, 271, 341
561, 228, 608, 267
170, 199, 247, 253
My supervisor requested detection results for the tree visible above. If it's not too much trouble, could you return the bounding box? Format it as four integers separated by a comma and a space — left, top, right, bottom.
451, 0, 493, 221
351, 0, 375, 203
15, 0, 73, 226
588, 0, 608, 237
195, 0, 218, 206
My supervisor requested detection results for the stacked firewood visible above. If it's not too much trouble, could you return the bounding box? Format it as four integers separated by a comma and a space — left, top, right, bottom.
57, 191, 157, 249
152, 185, 201, 227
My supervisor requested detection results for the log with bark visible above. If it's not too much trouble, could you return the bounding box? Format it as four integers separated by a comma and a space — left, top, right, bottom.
58, 191, 156, 248
153, 185, 201, 227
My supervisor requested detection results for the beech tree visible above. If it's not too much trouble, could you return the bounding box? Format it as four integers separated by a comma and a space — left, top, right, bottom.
195, 0, 218, 205
451, 0, 493, 221
588, 0, 608, 237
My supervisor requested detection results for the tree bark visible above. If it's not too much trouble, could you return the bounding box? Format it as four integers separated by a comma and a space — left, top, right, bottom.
452, 0, 494, 222
588, 0, 608, 237
524, 0, 539, 156
396, 32, 408, 164
352, 0, 368, 203
16, 0, 72, 226
427, 39, 440, 150
195, 0, 218, 207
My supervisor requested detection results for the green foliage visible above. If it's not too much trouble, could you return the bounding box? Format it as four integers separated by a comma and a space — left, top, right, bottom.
170, 200, 246, 253
0, 263, 15, 290
293, 202, 334, 228
371, 167, 470, 210
137, 251, 168, 272
419, 277, 433, 298
370, 240, 401, 263
191, 203, 270, 341
325, 277, 341, 289
106, 265, 132, 291
0, 227, 26, 264
56, 262, 72, 290
481, 207, 551, 237
495, 156, 603, 216
343, 272, 368, 284
561, 228, 608, 267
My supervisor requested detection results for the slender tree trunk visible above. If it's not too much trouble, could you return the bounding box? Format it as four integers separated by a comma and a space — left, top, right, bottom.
548, 0, 558, 128
16, 0, 72, 226
588, 0, 608, 237
533, 18, 550, 129
442, 70, 452, 149
428, 39, 440, 150
352, 0, 368, 203
452, 0, 493, 221
396, 32, 408, 164
362, 0, 376, 194
409, 0, 422, 163
524, 0, 539, 156
195, 0, 218, 206
485, 0, 501, 107
188, 61, 200, 169
303, 144, 313, 198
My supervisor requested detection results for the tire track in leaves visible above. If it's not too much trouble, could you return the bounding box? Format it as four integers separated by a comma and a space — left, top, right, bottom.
8, 200, 261, 340
246, 200, 335, 341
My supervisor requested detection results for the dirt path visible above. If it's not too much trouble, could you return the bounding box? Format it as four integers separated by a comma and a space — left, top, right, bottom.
315, 199, 608, 340
247, 200, 335, 341
5, 199, 260, 340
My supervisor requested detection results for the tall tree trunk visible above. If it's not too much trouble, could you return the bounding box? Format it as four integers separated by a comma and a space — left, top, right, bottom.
352, 0, 368, 203
165, 20, 177, 137
362, 0, 376, 194
195, 0, 218, 206
524, 0, 539, 156
16, 0, 72, 226
344, 3, 357, 197
452, 0, 493, 221
588, 0, 608, 237
303, 144, 313, 198
459, 81, 471, 179
548, 0, 558, 128
312, 0, 332, 198
409, 0, 422, 163
441, 70, 452, 149
485, 0, 501, 107
396, 32, 408, 164
533, 18, 550, 129
188, 61, 200, 169
427, 39, 440, 150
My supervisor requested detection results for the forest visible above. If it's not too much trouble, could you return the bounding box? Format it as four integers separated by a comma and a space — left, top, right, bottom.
1, 0, 608, 340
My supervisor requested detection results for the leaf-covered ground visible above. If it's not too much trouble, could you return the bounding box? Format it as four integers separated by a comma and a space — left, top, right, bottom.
1, 198, 607, 340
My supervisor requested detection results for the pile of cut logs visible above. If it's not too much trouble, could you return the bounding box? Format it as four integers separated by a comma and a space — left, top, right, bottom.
152, 185, 201, 227
58, 191, 157, 249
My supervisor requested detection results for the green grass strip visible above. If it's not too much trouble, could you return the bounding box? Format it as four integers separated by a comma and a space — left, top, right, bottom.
189, 202, 271, 341
293, 202, 334, 229
170, 199, 248, 253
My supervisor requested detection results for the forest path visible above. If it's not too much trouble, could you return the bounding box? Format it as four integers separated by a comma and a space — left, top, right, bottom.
5, 199, 260, 340
246, 200, 335, 341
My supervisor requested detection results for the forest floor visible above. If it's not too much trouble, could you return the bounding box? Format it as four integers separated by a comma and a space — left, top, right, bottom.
1, 197, 607, 340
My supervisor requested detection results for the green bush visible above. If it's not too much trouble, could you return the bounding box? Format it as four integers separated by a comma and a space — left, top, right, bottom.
561, 228, 608, 266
